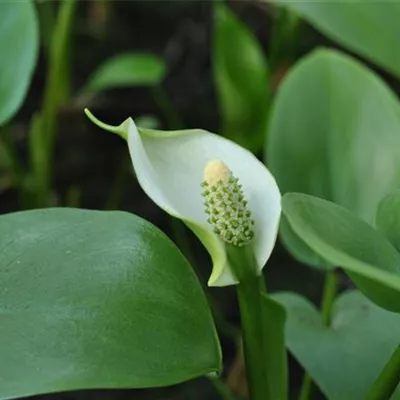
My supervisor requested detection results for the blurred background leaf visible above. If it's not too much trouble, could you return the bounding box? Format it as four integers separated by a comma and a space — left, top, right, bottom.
0, 208, 221, 399
213, 2, 269, 153
0, 0, 38, 126
273, 0, 400, 77
82, 53, 166, 94
267, 49, 400, 269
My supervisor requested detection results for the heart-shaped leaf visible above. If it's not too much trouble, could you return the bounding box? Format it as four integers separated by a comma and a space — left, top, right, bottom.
0, 208, 221, 399
273, 290, 400, 400
282, 193, 400, 312
267, 49, 400, 269
0, 1, 38, 125
213, 2, 269, 152
376, 190, 400, 253
271, 1, 400, 77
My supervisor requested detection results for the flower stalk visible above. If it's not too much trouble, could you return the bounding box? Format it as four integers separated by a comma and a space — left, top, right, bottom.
366, 344, 400, 400
227, 244, 270, 400
201, 159, 271, 400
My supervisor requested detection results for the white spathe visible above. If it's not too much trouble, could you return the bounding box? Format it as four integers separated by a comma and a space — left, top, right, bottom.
85, 109, 281, 286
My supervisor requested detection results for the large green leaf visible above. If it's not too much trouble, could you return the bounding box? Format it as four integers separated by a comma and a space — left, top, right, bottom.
0, 1, 38, 125
83, 53, 166, 93
282, 193, 400, 312
375, 190, 400, 253
267, 49, 400, 268
273, 291, 400, 400
0, 208, 221, 399
213, 2, 269, 152
273, 1, 400, 77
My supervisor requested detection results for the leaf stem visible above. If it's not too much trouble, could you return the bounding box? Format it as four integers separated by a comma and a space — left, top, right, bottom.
321, 269, 337, 326
366, 344, 400, 400
208, 376, 237, 400
298, 269, 337, 400
298, 373, 313, 400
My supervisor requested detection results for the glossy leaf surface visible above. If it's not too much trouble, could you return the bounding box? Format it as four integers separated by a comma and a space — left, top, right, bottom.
0, 208, 221, 399
282, 193, 400, 312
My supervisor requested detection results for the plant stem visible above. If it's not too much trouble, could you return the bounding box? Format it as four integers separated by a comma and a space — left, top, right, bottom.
65, 185, 80, 207
299, 374, 313, 400
268, 7, 301, 71
236, 275, 268, 400
227, 245, 269, 400
30, 0, 76, 207
0, 131, 24, 189
298, 269, 337, 400
36, 0, 56, 55
321, 269, 337, 326
208, 376, 237, 400
366, 344, 400, 400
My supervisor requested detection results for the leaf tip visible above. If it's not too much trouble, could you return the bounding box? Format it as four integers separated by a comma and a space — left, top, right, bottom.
83, 108, 128, 140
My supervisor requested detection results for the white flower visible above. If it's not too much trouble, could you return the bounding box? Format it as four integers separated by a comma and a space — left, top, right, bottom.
85, 109, 281, 286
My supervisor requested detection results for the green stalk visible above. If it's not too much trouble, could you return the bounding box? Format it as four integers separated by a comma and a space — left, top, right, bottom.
366, 344, 400, 400
227, 245, 270, 400
0, 131, 24, 189
298, 269, 337, 400
298, 374, 313, 400
321, 269, 338, 326
208, 376, 237, 400
36, 0, 56, 55
30, 0, 76, 207
268, 7, 301, 71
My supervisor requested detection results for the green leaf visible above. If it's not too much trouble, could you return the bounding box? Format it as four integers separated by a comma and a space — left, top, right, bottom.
262, 295, 287, 400
83, 53, 166, 93
273, 0, 400, 77
267, 49, 400, 269
0, 208, 221, 399
273, 290, 400, 400
282, 193, 400, 312
280, 216, 332, 270
213, 2, 269, 152
375, 190, 400, 253
0, 1, 38, 126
